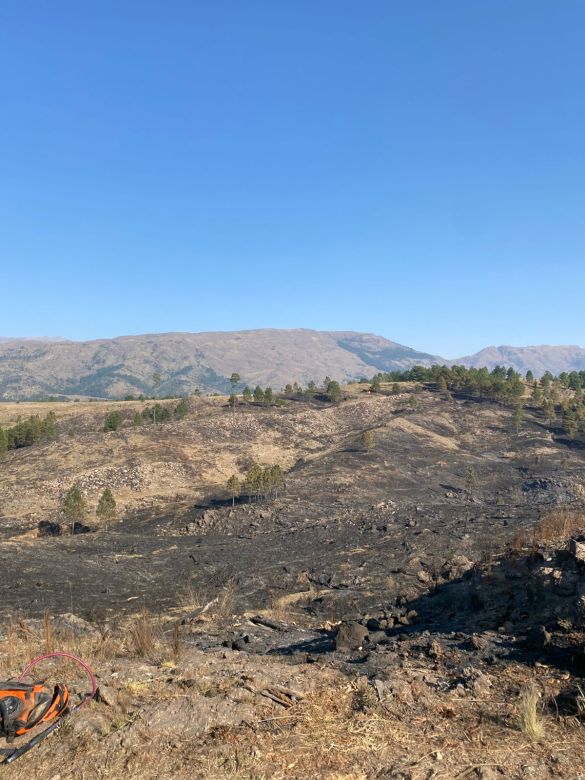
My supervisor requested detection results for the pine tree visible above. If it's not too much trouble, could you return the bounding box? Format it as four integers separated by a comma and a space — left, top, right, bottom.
361, 430, 375, 451
243, 463, 263, 501
253, 386, 265, 403
103, 411, 124, 431
0, 427, 7, 453
564, 407, 577, 439
174, 397, 189, 419
437, 376, 451, 400
242, 386, 252, 403
465, 466, 478, 498
370, 376, 382, 393
152, 372, 162, 423
229, 373, 240, 417
63, 486, 87, 534
96, 488, 116, 530
264, 387, 273, 406
325, 379, 341, 403
226, 474, 241, 506
513, 405, 524, 435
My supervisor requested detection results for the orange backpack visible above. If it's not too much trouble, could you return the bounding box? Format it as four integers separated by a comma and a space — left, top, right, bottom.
0, 681, 69, 743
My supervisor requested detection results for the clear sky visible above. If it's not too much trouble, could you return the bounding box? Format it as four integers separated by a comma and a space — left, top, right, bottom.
1, 1, 583, 357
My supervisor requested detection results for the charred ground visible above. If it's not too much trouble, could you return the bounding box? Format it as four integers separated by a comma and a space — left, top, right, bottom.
1, 384, 585, 778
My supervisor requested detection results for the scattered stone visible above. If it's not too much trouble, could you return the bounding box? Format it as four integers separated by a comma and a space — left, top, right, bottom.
335, 621, 368, 651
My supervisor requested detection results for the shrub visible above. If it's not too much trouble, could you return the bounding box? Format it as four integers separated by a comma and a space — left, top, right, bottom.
103, 411, 124, 432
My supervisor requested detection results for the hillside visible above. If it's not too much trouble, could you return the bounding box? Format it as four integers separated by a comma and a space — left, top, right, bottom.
459, 344, 585, 375
0, 330, 440, 399
1, 330, 584, 400
2, 385, 585, 778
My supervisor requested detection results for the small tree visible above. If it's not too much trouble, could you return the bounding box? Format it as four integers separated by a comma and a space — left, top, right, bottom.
513, 405, 524, 435
564, 408, 578, 439
96, 487, 116, 530
465, 465, 478, 498
370, 376, 381, 393
325, 379, 341, 403
391, 383, 401, 394
267, 464, 285, 499
253, 386, 265, 404
243, 463, 263, 501
408, 395, 417, 410
174, 397, 189, 419
438, 376, 451, 400
230, 373, 240, 417
63, 485, 87, 534
103, 411, 124, 432
264, 387, 273, 406
152, 372, 162, 423
305, 380, 317, 397
361, 430, 375, 451
226, 474, 241, 506
132, 411, 143, 426
242, 386, 252, 403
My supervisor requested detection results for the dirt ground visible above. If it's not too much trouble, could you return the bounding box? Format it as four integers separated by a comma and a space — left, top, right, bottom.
1, 387, 585, 777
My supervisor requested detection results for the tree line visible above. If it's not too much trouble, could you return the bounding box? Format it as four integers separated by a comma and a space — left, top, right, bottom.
226, 463, 285, 505
103, 398, 189, 431
0, 412, 57, 452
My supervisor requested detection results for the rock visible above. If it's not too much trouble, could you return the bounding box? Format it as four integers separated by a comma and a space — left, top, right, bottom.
71, 711, 111, 737
442, 555, 474, 580
468, 634, 489, 651
417, 570, 431, 584
52, 613, 100, 637
222, 633, 250, 651
427, 639, 443, 659
475, 768, 500, 779
38, 520, 61, 537
471, 672, 492, 696
524, 626, 551, 650
570, 537, 585, 563
335, 621, 368, 651
96, 685, 119, 707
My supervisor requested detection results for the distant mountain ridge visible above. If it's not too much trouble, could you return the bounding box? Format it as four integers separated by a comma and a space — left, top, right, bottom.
458, 344, 585, 376
0, 329, 440, 400
0, 330, 582, 400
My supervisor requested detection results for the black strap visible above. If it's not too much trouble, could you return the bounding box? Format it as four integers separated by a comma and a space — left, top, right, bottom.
0, 698, 16, 743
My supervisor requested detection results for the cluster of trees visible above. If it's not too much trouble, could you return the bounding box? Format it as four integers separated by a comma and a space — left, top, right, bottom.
372, 365, 526, 404
0, 412, 57, 452
226, 463, 285, 504
227, 373, 344, 410
103, 398, 190, 431
62, 485, 117, 532
228, 384, 277, 407
368, 363, 585, 439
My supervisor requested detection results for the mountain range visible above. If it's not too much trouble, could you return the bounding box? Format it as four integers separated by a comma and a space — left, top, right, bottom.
0, 330, 583, 399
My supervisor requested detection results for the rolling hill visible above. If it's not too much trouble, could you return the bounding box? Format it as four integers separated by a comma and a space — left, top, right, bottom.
0, 330, 440, 399
0, 330, 583, 400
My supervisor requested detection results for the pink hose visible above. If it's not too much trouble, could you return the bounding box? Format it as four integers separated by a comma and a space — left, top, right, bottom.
17, 652, 97, 707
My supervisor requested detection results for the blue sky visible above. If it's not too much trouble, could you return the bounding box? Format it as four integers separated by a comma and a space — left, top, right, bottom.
1, 1, 583, 357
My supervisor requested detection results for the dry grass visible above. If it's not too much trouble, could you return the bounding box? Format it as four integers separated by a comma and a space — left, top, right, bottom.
128, 610, 161, 659
518, 683, 544, 740
536, 508, 585, 542
2, 614, 585, 779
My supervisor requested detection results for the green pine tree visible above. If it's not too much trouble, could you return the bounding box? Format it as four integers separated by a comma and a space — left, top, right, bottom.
63, 485, 87, 534
96, 487, 117, 530
227, 474, 241, 506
